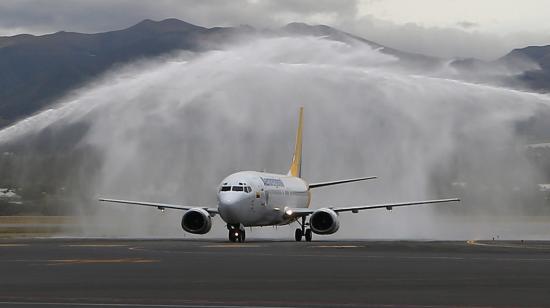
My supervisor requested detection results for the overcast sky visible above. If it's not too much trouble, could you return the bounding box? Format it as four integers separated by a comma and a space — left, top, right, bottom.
1, 0, 549, 60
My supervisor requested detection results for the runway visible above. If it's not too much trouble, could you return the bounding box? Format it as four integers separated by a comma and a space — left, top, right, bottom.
1, 239, 550, 307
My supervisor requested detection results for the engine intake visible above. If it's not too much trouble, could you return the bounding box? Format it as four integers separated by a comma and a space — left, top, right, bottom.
309, 208, 340, 235
181, 208, 212, 234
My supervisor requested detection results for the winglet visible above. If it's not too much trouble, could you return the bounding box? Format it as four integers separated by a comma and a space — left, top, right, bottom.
288, 107, 304, 177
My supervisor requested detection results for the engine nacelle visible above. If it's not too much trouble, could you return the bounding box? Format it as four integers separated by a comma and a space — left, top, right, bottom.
181, 208, 212, 234
309, 208, 340, 235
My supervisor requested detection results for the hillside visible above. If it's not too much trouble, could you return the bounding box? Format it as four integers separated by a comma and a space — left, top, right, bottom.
0, 19, 443, 128
0, 19, 211, 126
0, 19, 549, 128
499, 45, 550, 92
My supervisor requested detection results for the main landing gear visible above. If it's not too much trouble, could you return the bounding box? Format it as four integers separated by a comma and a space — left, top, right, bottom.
295, 216, 312, 242
228, 224, 246, 243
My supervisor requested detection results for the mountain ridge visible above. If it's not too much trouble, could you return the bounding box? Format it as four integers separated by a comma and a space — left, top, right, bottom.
0, 18, 549, 128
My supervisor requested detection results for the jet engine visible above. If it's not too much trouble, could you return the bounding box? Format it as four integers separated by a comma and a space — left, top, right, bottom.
181, 208, 212, 234
309, 208, 340, 235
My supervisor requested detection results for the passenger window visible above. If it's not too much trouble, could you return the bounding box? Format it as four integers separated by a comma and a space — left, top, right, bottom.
220, 186, 231, 191
232, 186, 244, 192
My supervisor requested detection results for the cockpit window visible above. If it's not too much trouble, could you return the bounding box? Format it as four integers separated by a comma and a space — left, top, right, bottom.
232, 186, 244, 192
244, 186, 252, 193
220, 186, 231, 191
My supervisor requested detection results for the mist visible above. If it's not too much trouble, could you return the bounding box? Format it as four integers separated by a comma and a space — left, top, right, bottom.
1, 35, 550, 240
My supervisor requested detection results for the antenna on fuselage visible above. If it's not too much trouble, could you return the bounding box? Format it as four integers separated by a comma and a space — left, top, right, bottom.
288, 107, 303, 178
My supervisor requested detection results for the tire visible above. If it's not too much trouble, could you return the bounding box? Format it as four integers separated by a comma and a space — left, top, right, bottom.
305, 229, 312, 242
295, 228, 303, 241
229, 230, 237, 242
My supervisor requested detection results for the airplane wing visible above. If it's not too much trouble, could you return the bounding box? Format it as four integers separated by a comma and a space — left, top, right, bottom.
308, 176, 377, 189
285, 198, 459, 217
331, 198, 460, 213
98, 198, 219, 214
284, 207, 314, 217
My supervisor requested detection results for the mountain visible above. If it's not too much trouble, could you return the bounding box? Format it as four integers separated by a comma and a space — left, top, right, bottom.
498, 45, 550, 92
0, 19, 445, 128
0, 19, 549, 128
0, 19, 216, 127
280, 22, 441, 68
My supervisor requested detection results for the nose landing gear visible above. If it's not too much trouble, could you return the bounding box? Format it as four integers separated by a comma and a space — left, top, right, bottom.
227, 224, 246, 243
295, 216, 312, 242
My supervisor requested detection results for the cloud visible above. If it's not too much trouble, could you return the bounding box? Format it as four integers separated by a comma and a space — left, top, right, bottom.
456, 21, 478, 29
337, 15, 550, 60
0, 0, 358, 35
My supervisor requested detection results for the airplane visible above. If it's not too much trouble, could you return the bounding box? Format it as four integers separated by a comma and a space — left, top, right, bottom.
99, 107, 460, 242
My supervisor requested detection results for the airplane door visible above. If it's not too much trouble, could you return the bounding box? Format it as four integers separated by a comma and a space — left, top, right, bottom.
255, 189, 267, 207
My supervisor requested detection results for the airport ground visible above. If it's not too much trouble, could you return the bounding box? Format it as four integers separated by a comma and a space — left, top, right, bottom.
1, 238, 550, 307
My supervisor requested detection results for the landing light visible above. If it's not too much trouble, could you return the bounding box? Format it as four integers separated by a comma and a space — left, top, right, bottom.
285, 209, 293, 216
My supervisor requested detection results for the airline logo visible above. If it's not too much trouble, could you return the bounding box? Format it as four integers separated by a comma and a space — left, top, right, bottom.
261, 177, 285, 187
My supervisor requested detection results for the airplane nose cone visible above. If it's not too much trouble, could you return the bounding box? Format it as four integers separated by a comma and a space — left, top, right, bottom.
219, 193, 239, 206
218, 193, 245, 224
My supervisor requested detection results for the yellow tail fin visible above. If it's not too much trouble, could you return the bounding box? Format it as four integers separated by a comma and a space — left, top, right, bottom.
288, 107, 304, 177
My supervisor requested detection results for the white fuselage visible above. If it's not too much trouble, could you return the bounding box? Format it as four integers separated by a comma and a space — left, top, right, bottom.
217, 171, 310, 226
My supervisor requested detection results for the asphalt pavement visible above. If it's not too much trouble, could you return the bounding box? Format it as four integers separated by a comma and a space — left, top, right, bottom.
1, 238, 550, 307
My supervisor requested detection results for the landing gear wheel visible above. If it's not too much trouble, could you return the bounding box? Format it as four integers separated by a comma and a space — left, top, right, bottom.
229, 230, 238, 242
295, 228, 303, 242
305, 228, 312, 242
238, 229, 246, 243
227, 224, 246, 243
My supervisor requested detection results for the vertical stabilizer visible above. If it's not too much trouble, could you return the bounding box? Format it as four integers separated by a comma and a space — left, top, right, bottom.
288, 107, 304, 178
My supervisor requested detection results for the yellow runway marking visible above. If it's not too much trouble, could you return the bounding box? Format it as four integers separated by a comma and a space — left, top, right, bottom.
467, 239, 520, 248
203, 244, 262, 248
0, 244, 28, 247
467, 239, 519, 248
311, 245, 361, 248
467, 240, 550, 250
47, 258, 158, 265
63, 244, 127, 247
